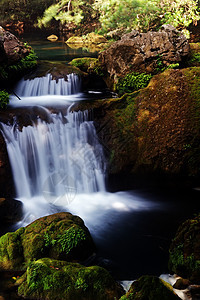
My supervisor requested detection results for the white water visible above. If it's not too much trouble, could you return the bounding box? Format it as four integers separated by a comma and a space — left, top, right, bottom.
15, 73, 81, 97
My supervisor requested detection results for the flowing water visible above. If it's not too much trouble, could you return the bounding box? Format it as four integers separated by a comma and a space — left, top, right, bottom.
1, 68, 200, 285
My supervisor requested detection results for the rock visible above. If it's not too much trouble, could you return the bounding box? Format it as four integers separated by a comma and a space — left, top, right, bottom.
66, 32, 107, 45
0, 26, 30, 65
66, 36, 83, 44
99, 26, 190, 81
69, 57, 105, 76
173, 278, 191, 290
169, 213, 200, 283
0, 198, 23, 224
17, 258, 124, 300
47, 34, 58, 41
0, 212, 96, 270
88, 67, 200, 188
120, 275, 181, 299
86, 32, 107, 44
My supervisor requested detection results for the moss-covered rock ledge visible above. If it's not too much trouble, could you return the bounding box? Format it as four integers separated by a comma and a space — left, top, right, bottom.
0, 212, 95, 270
120, 275, 181, 300
72, 66, 200, 188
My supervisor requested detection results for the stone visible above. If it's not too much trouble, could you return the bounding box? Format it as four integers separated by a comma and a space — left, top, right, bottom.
173, 278, 191, 290
0, 26, 30, 65
99, 26, 190, 81
120, 275, 181, 300
47, 34, 58, 41
169, 213, 200, 283
0, 212, 96, 270
17, 258, 124, 300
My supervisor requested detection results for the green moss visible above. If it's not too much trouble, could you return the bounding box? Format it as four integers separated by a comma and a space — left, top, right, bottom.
0, 90, 9, 109
18, 258, 123, 300
120, 275, 180, 300
0, 227, 25, 270
70, 57, 105, 76
116, 72, 152, 95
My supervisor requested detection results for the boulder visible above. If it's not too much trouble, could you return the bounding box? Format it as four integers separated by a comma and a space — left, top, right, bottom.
0, 26, 30, 65
88, 67, 200, 188
17, 258, 124, 300
47, 34, 58, 41
169, 214, 200, 283
120, 275, 181, 300
99, 25, 190, 81
0, 212, 96, 270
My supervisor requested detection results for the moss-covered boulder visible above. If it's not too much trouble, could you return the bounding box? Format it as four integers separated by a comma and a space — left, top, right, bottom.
0, 212, 96, 271
17, 258, 124, 300
120, 275, 181, 300
70, 57, 105, 76
169, 214, 200, 283
87, 67, 200, 187
66, 32, 107, 45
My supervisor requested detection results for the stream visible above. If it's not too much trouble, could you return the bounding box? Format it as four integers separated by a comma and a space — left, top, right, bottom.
1, 37, 200, 287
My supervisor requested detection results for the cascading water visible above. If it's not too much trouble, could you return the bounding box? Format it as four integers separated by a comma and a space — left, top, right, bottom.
15, 73, 81, 96
0, 71, 167, 280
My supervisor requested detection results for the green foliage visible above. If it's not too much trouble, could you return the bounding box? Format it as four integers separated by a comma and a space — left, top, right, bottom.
0, 0, 55, 25
116, 72, 152, 95
0, 90, 9, 109
38, 0, 97, 28
94, 0, 200, 35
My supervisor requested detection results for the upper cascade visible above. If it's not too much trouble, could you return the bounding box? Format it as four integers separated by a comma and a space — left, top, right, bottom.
14, 73, 81, 97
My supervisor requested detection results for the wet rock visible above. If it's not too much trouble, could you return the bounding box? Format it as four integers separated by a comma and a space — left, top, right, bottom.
0, 212, 96, 270
120, 275, 181, 299
99, 25, 190, 81
173, 278, 191, 290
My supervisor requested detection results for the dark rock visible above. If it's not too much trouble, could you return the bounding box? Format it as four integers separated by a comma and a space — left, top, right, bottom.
0, 212, 96, 270
173, 278, 191, 290
169, 214, 200, 283
17, 258, 124, 300
99, 26, 190, 81
0, 26, 30, 65
120, 275, 181, 299
0, 198, 23, 224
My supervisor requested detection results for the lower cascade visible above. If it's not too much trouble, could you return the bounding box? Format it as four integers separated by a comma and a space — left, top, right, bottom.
0, 109, 106, 212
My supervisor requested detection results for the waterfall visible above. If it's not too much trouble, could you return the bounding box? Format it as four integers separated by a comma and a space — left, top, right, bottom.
0, 110, 106, 202
15, 73, 81, 97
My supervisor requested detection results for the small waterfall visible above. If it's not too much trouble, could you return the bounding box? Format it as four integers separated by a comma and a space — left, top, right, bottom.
0, 110, 106, 204
15, 73, 81, 97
